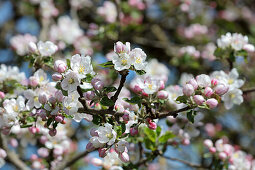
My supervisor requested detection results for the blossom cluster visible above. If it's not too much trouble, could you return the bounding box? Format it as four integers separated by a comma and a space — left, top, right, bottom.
204, 138, 255, 170
217, 32, 255, 52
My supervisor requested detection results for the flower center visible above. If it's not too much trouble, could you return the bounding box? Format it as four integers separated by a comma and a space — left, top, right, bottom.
68, 78, 75, 84
79, 66, 85, 74
230, 94, 236, 99
135, 57, 142, 64
12, 105, 19, 112
40, 76, 44, 82
148, 84, 153, 90
228, 79, 234, 84
105, 133, 113, 139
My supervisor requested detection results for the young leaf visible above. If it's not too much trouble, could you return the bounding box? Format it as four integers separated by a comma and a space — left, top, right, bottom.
176, 95, 189, 104
144, 127, 157, 142
158, 131, 176, 143
100, 96, 114, 106
66, 59, 71, 68
187, 110, 195, 123
99, 61, 114, 68
135, 70, 146, 75
103, 86, 117, 93
123, 96, 142, 105
156, 126, 162, 137
92, 115, 103, 125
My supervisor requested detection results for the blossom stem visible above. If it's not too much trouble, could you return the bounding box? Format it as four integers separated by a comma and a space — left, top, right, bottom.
109, 70, 129, 110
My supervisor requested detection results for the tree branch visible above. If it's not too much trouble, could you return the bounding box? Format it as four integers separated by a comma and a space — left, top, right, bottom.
55, 149, 95, 170
162, 155, 206, 169
109, 70, 129, 110
0, 134, 30, 170
243, 87, 255, 94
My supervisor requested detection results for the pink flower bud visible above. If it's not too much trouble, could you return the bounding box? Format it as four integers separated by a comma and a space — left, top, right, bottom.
209, 147, 216, 153
204, 87, 213, 97
91, 78, 104, 90
159, 80, 165, 90
142, 91, 149, 97
53, 147, 63, 156
119, 152, 129, 163
0, 149, 7, 158
182, 138, 190, 145
54, 60, 67, 73
52, 73, 63, 81
28, 42, 38, 53
0, 91, 5, 99
215, 84, 229, 95
49, 129, 57, 136
29, 127, 37, 134
98, 148, 107, 158
90, 128, 98, 137
29, 76, 38, 87
38, 148, 49, 158
243, 44, 255, 52
147, 119, 157, 130
39, 93, 47, 104
193, 95, 205, 105
211, 79, 218, 86
40, 136, 48, 144
204, 139, 213, 148
122, 113, 129, 122
49, 96, 56, 104
55, 90, 63, 102
206, 98, 218, 109
115, 104, 124, 112
10, 138, 18, 147
115, 41, 123, 53
86, 142, 95, 152
219, 152, 227, 160
183, 84, 194, 96
30, 154, 38, 161
130, 127, 138, 136
84, 91, 95, 100
157, 90, 169, 99
133, 85, 142, 93
55, 115, 64, 122
188, 78, 198, 90
1, 127, 10, 135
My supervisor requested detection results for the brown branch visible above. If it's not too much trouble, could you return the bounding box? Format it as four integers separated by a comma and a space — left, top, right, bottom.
0, 134, 30, 170
109, 70, 129, 110
55, 149, 95, 170
162, 155, 206, 169
243, 87, 255, 94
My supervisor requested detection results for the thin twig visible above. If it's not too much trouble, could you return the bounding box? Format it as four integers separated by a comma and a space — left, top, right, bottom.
55, 149, 95, 170
162, 155, 206, 169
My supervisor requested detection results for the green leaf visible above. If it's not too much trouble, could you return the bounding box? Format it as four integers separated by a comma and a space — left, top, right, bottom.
47, 118, 53, 127
144, 127, 157, 142
99, 61, 114, 68
82, 74, 94, 83
214, 47, 225, 58
100, 96, 114, 106
158, 131, 176, 143
176, 95, 189, 104
92, 115, 103, 125
103, 87, 117, 93
66, 59, 71, 68
26, 116, 36, 123
229, 51, 236, 62
62, 113, 74, 119
20, 124, 33, 128
43, 56, 54, 68
187, 110, 195, 123
121, 123, 126, 134
135, 70, 146, 75
56, 82, 61, 89
156, 126, 161, 137
123, 96, 142, 105
144, 137, 156, 151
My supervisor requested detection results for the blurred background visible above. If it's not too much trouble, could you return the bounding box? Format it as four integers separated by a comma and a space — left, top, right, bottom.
1, 0, 255, 169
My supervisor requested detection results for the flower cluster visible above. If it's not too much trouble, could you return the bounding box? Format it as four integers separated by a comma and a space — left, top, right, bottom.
181, 74, 229, 109
112, 41, 147, 71
211, 68, 244, 109
217, 32, 254, 52
204, 138, 255, 169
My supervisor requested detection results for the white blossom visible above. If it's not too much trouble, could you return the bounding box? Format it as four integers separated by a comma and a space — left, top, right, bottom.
222, 89, 243, 110
37, 41, 58, 56
130, 48, 147, 70
96, 123, 117, 145
61, 71, 80, 92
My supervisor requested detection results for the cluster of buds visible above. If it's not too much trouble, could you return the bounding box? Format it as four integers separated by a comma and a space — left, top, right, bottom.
182, 74, 229, 108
